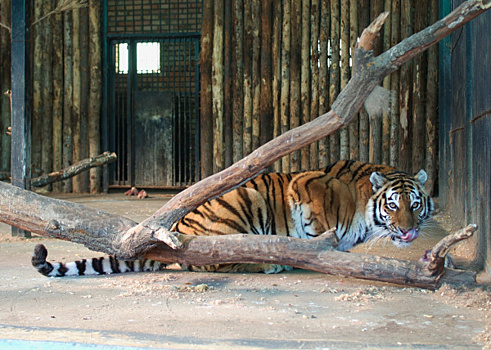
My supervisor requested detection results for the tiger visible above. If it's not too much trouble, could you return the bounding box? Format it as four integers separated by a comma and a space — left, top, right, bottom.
32, 160, 434, 277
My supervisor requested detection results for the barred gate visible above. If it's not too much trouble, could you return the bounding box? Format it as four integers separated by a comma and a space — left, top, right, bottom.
103, 0, 201, 189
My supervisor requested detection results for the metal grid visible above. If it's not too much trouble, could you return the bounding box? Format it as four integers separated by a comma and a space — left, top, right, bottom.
104, 0, 201, 188
106, 0, 201, 35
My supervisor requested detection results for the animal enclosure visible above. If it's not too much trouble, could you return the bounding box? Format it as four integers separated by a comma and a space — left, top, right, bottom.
0, 0, 439, 194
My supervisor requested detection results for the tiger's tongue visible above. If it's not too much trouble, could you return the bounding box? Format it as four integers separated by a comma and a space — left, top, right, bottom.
401, 229, 418, 242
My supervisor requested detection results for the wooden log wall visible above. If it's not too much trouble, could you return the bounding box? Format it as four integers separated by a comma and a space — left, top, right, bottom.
0, 1, 11, 181
200, 0, 440, 195
0, 0, 102, 193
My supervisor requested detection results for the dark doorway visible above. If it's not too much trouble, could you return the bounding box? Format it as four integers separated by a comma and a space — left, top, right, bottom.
103, 0, 201, 189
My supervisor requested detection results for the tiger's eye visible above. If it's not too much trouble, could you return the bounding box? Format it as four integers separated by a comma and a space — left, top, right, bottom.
412, 202, 421, 210
387, 203, 398, 210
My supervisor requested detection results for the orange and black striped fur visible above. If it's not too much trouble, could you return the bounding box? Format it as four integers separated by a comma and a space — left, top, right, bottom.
32, 160, 433, 276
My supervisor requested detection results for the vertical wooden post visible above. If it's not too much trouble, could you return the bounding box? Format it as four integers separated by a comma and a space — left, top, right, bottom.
63, 11, 74, 192
200, 0, 213, 178
10, 0, 31, 237
243, 1, 253, 156
382, 0, 392, 165
0, 1, 11, 174
41, 0, 53, 191
232, 0, 244, 164
399, 0, 413, 172
31, 0, 42, 175
358, 0, 370, 162
89, 0, 102, 193
280, 0, 291, 172
300, 0, 310, 169
272, 0, 282, 171
72, 8, 82, 192
260, 0, 273, 148
223, 0, 233, 168
339, 0, 350, 160
212, 0, 224, 173
80, 8, 90, 192
389, 0, 401, 167
251, 0, 261, 151
290, 0, 301, 172
412, 0, 428, 173
310, 0, 320, 169
52, 11, 63, 193
329, 0, 340, 163
368, 0, 383, 164
349, 0, 359, 161
425, 0, 439, 195
318, 0, 330, 167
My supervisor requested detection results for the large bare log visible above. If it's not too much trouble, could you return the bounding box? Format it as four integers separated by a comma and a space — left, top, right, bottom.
30, 152, 117, 188
0, 1, 489, 288
0, 180, 477, 289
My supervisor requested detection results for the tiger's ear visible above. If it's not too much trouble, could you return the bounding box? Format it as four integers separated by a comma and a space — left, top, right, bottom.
414, 169, 428, 186
369, 172, 387, 192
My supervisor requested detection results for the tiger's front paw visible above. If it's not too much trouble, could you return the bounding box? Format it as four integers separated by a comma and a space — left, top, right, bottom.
263, 264, 293, 274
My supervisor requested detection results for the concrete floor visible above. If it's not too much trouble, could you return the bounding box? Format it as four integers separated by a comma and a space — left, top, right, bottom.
0, 192, 489, 349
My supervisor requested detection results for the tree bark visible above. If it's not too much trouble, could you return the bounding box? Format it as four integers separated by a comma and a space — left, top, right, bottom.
223, 0, 233, 169
349, 0, 359, 161
88, 0, 102, 193
272, 0, 282, 171
199, 0, 213, 178
32, 0, 43, 176
290, 0, 301, 172
212, 1, 224, 173
329, 0, 340, 164
243, 1, 253, 156
0, 0, 11, 175
318, 0, 330, 167
280, 0, 291, 172
232, 0, 244, 164
300, 0, 311, 169
389, 0, 400, 167
398, 0, 413, 172
260, 0, 273, 147
411, 0, 428, 173
339, 0, 350, 160
310, 0, 320, 169
72, 8, 82, 192
1, 1, 488, 288
382, 0, 392, 165
425, 0, 439, 196
251, 0, 261, 152
52, 11, 63, 193
41, 0, 53, 191
63, 11, 74, 192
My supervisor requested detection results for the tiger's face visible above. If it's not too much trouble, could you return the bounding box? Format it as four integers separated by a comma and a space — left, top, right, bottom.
366, 170, 434, 247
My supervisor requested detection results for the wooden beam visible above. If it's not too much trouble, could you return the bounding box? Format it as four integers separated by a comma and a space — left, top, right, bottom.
10, 0, 31, 237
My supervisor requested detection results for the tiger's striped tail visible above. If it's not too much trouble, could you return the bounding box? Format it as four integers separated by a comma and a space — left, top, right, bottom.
32, 244, 165, 277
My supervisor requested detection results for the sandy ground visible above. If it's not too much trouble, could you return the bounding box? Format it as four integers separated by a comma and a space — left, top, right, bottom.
0, 192, 490, 349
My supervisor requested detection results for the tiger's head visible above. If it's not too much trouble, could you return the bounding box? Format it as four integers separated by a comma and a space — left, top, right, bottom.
365, 170, 434, 248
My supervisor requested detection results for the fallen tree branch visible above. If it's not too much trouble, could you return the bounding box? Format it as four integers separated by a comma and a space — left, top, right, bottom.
30, 152, 117, 187
143, 228, 477, 290
425, 224, 478, 273
0, 1, 488, 289
0, 182, 477, 289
